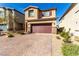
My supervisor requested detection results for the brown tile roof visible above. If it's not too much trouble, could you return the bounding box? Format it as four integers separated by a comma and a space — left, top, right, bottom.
24, 5, 40, 11
24, 5, 56, 11
0, 7, 24, 15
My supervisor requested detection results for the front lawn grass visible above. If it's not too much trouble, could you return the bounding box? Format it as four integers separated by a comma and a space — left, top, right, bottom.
62, 43, 79, 56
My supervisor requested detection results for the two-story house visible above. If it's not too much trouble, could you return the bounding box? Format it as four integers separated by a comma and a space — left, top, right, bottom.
59, 3, 79, 36
0, 7, 24, 32
24, 6, 56, 33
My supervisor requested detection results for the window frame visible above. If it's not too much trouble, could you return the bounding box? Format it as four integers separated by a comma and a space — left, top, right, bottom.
42, 11, 51, 17
28, 10, 35, 17
0, 11, 4, 18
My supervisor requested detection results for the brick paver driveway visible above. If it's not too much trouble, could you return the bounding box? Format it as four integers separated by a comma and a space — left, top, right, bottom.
0, 33, 52, 56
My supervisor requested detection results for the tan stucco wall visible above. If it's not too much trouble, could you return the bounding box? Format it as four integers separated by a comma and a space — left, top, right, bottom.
41, 10, 56, 19
59, 4, 79, 34
0, 8, 24, 31
6, 9, 24, 31
25, 7, 56, 33
14, 10, 24, 30
7, 9, 14, 30
15, 10, 24, 23
25, 8, 56, 20
25, 8, 39, 20
26, 20, 56, 33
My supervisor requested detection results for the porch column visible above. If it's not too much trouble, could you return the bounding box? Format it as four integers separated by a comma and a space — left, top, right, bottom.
27, 23, 31, 33
52, 21, 57, 34
51, 21, 57, 56
25, 21, 27, 33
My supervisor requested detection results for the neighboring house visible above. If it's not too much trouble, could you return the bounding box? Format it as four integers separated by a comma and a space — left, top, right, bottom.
24, 6, 57, 33
0, 7, 24, 32
59, 3, 79, 36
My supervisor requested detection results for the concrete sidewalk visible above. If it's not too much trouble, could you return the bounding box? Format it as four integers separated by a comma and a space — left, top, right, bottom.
51, 34, 63, 56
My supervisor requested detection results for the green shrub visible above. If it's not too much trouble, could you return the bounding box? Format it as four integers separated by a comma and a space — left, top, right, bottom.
57, 27, 64, 34
7, 32, 14, 37
60, 31, 66, 37
60, 31, 71, 43
62, 43, 79, 56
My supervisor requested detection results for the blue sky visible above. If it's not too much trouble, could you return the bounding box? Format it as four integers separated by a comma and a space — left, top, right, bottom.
0, 3, 71, 21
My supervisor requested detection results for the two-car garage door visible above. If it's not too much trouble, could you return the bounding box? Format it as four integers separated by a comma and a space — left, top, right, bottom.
31, 23, 52, 33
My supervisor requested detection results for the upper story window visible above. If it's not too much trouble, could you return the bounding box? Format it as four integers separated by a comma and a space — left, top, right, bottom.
28, 10, 34, 17
0, 11, 5, 24
0, 11, 4, 18
42, 11, 51, 17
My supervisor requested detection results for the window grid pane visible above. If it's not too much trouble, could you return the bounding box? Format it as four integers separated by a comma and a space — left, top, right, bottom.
29, 10, 34, 17
42, 11, 50, 17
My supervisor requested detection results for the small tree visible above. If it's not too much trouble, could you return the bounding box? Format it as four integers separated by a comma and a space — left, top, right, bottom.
60, 31, 71, 43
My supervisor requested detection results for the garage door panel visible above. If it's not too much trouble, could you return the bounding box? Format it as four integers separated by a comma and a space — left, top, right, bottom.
31, 23, 52, 33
